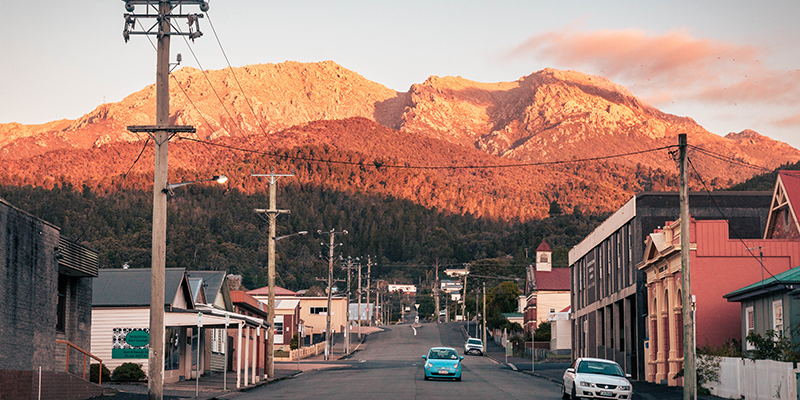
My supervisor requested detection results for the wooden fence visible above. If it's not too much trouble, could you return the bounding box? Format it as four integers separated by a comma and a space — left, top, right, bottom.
275, 342, 327, 361
703, 356, 798, 400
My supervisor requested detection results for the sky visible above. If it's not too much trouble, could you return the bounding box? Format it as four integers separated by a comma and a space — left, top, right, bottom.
1, 0, 799, 149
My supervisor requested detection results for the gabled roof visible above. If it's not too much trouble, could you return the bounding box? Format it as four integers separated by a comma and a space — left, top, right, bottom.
724, 265, 800, 302
186, 270, 231, 310
247, 286, 300, 297
764, 171, 800, 239
188, 277, 206, 304
533, 268, 571, 291
93, 268, 193, 308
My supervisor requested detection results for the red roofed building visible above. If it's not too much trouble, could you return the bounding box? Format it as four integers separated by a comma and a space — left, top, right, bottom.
523, 241, 571, 336
247, 286, 301, 297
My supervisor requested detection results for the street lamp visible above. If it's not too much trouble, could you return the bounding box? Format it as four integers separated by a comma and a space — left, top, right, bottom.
162, 175, 228, 196
273, 231, 308, 241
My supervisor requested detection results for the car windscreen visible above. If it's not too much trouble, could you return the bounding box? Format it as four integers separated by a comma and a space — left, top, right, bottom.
429, 349, 459, 359
467, 339, 482, 345
576, 361, 624, 377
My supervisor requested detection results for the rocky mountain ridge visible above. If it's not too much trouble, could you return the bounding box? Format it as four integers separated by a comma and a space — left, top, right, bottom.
1, 61, 798, 219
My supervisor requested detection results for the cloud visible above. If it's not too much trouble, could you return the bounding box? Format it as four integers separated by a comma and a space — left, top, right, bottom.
774, 113, 800, 127
510, 27, 800, 106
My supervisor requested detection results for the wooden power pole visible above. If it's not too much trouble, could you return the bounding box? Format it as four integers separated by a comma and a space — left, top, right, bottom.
679, 134, 696, 400
123, 2, 208, 399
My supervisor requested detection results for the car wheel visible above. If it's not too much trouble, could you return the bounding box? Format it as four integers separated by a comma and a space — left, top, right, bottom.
571, 386, 581, 400
455, 377, 461, 381
424, 375, 429, 381
560, 383, 570, 399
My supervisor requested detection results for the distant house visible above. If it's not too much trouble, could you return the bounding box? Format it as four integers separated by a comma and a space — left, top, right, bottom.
0, 197, 101, 400
248, 286, 347, 346
549, 306, 572, 354
186, 270, 233, 373
523, 241, 570, 335
725, 266, 800, 351
724, 170, 800, 353
387, 284, 417, 294
92, 268, 266, 386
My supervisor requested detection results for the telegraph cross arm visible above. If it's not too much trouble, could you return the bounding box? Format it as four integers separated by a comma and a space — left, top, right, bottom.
127, 125, 196, 145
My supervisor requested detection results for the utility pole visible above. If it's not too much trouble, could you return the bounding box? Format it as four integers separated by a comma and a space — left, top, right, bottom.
366, 256, 373, 326
253, 171, 293, 378
679, 133, 696, 400
483, 282, 487, 344
434, 261, 440, 323
340, 256, 359, 354
122, 2, 207, 399
462, 264, 469, 321
318, 229, 347, 360
357, 258, 362, 339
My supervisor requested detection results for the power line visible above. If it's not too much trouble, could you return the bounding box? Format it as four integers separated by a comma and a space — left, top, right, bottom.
206, 12, 271, 143
687, 156, 790, 291
176, 138, 678, 170
688, 145, 772, 172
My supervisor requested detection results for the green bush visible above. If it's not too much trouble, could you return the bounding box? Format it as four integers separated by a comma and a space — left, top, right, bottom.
90, 363, 110, 383
290, 333, 299, 350
112, 362, 146, 382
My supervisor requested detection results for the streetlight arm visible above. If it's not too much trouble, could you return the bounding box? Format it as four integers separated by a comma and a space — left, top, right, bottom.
273, 231, 308, 241
163, 175, 228, 195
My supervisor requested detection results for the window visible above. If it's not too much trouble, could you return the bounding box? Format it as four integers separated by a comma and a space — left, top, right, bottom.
539, 253, 549, 263
211, 329, 225, 353
56, 275, 67, 332
274, 322, 284, 335
310, 307, 328, 315
773, 300, 784, 337
746, 306, 755, 350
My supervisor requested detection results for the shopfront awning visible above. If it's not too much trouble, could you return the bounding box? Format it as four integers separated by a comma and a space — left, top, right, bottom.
166, 306, 269, 329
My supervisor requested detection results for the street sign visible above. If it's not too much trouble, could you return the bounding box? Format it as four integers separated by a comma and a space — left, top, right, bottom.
198, 312, 203, 328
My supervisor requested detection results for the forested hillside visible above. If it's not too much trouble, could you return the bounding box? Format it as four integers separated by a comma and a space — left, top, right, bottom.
0, 181, 607, 291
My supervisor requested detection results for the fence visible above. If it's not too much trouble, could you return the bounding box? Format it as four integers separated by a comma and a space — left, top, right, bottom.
275, 342, 327, 361
703, 356, 798, 400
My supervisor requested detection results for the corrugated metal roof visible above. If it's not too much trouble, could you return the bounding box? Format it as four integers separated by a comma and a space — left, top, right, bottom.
247, 286, 300, 296
534, 268, 571, 291
725, 265, 800, 300
93, 268, 187, 307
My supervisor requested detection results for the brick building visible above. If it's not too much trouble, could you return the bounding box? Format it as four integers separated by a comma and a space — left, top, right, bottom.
569, 191, 772, 379
0, 197, 100, 400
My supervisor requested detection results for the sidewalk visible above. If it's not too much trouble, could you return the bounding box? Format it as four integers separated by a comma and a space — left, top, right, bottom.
472, 325, 721, 400
96, 327, 382, 399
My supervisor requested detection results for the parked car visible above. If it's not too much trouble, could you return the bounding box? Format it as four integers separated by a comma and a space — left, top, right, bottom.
562, 357, 632, 400
422, 347, 463, 381
464, 338, 484, 355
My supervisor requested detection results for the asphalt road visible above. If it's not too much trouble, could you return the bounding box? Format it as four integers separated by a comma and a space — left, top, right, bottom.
233, 322, 562, 400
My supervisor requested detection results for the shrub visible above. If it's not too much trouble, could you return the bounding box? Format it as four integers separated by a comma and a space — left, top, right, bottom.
290, 333, 299, 350
112, 362, 146, 382
90, 363, 110, 383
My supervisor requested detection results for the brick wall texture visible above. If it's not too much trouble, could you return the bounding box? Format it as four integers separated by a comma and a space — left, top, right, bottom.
1, 200, 96, 399
0, 370, 104, 400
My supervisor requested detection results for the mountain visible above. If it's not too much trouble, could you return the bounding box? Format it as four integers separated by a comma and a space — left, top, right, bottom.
1, 61, 798, 219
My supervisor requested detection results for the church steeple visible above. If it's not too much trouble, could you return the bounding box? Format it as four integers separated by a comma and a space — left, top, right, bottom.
536, 241, 552, 272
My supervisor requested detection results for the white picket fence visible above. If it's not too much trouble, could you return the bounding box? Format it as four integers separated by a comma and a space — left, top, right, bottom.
704, 356, 798, 400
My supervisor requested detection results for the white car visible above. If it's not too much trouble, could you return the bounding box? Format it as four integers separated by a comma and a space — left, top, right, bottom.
463, 338, 484, 355
562, 357, 632, 400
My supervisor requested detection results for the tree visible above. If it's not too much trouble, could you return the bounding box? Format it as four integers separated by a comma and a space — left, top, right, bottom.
548, 200, 563, 217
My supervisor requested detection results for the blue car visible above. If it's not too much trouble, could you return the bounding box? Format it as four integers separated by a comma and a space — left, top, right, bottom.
422, 347, 463, 381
